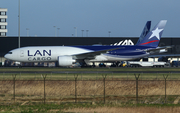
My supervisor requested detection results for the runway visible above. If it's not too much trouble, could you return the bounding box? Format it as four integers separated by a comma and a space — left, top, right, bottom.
1, 71, 180, 73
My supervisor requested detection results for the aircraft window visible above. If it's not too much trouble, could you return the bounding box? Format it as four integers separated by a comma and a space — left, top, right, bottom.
8, 52, 12, 54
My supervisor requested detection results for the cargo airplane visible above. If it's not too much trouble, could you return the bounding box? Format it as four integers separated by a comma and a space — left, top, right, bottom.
5, 20, 170, 67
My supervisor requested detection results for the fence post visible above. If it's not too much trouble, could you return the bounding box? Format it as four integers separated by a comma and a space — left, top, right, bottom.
12, 74, 17, 104
42, 74, 47, 105
74, 74, 78, 103
102, 74, 107, 104
134, 74, 140, 104
163, 74, 168, 103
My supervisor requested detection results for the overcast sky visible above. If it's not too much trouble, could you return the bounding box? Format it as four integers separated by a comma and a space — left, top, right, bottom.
1, 0, 180, 37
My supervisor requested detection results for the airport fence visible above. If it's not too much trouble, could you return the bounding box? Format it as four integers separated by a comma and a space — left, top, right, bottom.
0, 72, 180, 105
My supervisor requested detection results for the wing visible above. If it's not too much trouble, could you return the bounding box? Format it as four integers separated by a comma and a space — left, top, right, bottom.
73, 47, 120, 59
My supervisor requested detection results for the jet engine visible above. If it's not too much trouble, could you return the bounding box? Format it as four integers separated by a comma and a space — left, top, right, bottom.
58, 56, 76, 66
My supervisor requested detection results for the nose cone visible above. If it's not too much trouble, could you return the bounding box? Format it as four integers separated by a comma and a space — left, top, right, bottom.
4, 51, 14, 60
4, 53, 10, 60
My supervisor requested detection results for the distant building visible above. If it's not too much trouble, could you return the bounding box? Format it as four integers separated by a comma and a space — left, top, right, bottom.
0, 8, 7, 36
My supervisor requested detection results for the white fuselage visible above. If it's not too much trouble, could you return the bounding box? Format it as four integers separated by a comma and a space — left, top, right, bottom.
4, 46, 149, 63
5, 46, 91, 62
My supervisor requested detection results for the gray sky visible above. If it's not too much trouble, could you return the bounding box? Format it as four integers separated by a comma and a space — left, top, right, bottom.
1, 0, 180, 37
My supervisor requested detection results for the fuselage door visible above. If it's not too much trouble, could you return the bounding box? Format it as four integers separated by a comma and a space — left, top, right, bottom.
20, 50, 24, 57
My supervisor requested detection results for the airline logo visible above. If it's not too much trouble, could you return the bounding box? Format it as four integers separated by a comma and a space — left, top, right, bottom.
140, 27, 163, 45
140, 40, 159, 45
148, 27, 163, 40
27, 50, 52, 61
111, 39, 134, 46
28, 50, 51, 56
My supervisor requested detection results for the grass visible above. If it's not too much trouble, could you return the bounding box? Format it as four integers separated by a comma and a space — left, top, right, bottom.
0, 72, 179, 80
1, 103, 180, 112
1, 80, 180, 104
0, 67, 179, 80
0, 67, 180, 112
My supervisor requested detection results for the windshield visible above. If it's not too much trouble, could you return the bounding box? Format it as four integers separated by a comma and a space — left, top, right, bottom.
7, 52, 12, 54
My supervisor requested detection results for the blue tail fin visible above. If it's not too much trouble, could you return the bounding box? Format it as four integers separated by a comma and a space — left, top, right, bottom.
137, 20, 167, 47
136, 21, 151, 45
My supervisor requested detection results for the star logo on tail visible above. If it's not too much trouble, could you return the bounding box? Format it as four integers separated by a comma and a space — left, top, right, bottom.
149, 27, 163, 40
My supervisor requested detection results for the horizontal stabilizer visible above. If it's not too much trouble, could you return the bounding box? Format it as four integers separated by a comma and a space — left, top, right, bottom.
146, 46, 173, 52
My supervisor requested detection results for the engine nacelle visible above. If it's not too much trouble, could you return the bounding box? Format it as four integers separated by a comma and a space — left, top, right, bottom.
58, 55, 76, 66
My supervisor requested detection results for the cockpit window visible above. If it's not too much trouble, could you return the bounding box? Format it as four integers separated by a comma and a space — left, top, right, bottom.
7, 52, 12, 54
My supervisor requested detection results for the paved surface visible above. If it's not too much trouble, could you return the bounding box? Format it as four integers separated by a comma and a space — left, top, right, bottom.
1, 71, 180, 73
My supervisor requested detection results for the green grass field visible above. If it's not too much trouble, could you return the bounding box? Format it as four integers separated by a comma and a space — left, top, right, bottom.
0, 67, 180, 72
0, 67, 179, 80
1, 103, 180, 113
0, 72, 178, 80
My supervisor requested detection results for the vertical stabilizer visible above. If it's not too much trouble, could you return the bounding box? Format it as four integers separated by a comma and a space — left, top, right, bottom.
136, 21, 151, 45
137, 20, 167, 47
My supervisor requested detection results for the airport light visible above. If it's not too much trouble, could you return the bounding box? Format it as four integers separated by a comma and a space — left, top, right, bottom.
108, 31, 111, 37
86, 30, 89, 37
57, 28, 60, 36
53, 26, 56, 37
18, 0, 20, 48
81, 30, 84, 37
74, 27, 77, 37
26, 28, 29, 37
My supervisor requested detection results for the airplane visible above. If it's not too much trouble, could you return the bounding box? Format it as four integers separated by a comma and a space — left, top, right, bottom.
4, 20, 169, 67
